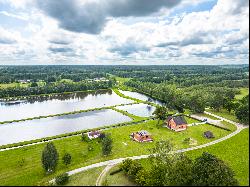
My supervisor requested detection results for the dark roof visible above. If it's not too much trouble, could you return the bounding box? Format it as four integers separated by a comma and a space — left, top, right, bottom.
137, 130, 151, 136
204, 131, 214, 138
167, 115, 187, 126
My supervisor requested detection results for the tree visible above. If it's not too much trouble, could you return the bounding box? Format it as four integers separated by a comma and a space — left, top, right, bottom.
62, 153, 72, 166
235, 95, 249, 124
102, 134, 112, 156
41, 142, 59, 173
30, 82, 38, 87
55, 173, 69, 185
192, 152, 238, 186
153, 106, 168, 125
127, 161, 143, 180
223, 98, 235, 113
120, 158, 133, 173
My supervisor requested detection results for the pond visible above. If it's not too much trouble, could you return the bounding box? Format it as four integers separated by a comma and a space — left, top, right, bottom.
0, 109, 132, 146
116, 103, 156, 117
118, 90, 164, 105
0, 89, 133, 122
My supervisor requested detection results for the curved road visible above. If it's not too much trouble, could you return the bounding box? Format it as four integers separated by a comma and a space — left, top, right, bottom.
50, 111, 248, 184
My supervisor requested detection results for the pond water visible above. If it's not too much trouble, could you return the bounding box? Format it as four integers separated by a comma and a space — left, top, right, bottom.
116, 103, 156, 117
0, 109, 132, 146
0, 90, 133, 122
118, 90, 164, 105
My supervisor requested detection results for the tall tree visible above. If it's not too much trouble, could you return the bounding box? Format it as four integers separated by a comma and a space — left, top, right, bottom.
41, 142, 59, 173
192, 152, 238, 186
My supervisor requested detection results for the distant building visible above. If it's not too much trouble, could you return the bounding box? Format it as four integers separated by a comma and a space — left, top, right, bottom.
130, 130, 153, 142
165, 115, 187, 131
87, 131, 101, 139
18, 79, 31, 84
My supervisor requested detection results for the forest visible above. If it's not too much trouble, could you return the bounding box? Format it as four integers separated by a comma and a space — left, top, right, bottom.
0, 65, 248, 124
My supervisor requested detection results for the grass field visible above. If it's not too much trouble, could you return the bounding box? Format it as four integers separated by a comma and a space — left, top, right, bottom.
103, 128, 249, 186
103, 165, 136, 186
66, 166, 105, 186
0, 119, 232, 186
235, 87, 249, 100
0, 83, 29, 89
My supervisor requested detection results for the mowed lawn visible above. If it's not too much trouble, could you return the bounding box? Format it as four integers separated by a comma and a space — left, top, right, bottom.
0, 120, 234, 186
235, 87, 249, 100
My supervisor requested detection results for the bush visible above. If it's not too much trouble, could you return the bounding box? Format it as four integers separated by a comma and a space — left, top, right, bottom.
127, 161, 143, 180
135, 168, 149, 186
120, 159, 133, 173
81, 133, 89, 142
62, 153, 71, 166
55, 173, 69, 185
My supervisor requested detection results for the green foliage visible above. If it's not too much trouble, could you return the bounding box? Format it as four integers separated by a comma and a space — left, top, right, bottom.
135, 169, 150, 186
81, 133, 89, 142
235, 95, 249, 125
192, 152, 239, 186
41, 142, 59, 174
120, 159, 133, 173
62, 153, 71, 166
127, 161, 143, 180
101, 134, 113, 156
55, 173, 69, 185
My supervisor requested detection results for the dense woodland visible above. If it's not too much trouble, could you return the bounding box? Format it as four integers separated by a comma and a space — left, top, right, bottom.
0, 65, 248, 124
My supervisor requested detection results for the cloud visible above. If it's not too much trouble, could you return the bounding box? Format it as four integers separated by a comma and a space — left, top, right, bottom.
0, 27, 20, 44
36, 0, 181, 34
48, 47, 73, 53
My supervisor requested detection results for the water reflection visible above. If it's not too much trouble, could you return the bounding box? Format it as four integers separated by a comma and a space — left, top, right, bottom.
0, 90, 133, 122
118, 90, 164, 105
116, 103, 156, 117
0, 109, 132, 146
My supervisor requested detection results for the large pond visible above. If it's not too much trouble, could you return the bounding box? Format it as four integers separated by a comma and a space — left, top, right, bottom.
118, 90, 164, 105
0, 109, 132, 146
0, 90, 133, 122
116, 103, 156, 117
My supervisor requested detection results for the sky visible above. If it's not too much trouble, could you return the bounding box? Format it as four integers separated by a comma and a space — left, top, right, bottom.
0, 0, 249, 65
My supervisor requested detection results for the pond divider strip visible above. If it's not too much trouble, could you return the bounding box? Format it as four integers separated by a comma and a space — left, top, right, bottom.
0, 102, 138, 125
0, 118, 153, 150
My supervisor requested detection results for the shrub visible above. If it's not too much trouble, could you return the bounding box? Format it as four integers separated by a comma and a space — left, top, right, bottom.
127, 161, 143, 180
120, 159, 133, 173
135, 168, 149, 186
81, 133, 89, 142
55, 173, 69, 185
62, 153, 72, 166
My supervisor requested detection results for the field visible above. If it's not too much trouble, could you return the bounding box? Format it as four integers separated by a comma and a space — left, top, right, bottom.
71, 129, 249, 186
235, 88, 249, 100
0, 119, 233, 186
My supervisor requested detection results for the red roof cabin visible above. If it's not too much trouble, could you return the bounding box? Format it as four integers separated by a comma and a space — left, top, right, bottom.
130, 130, 153, 142
165, 115, 187, 132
